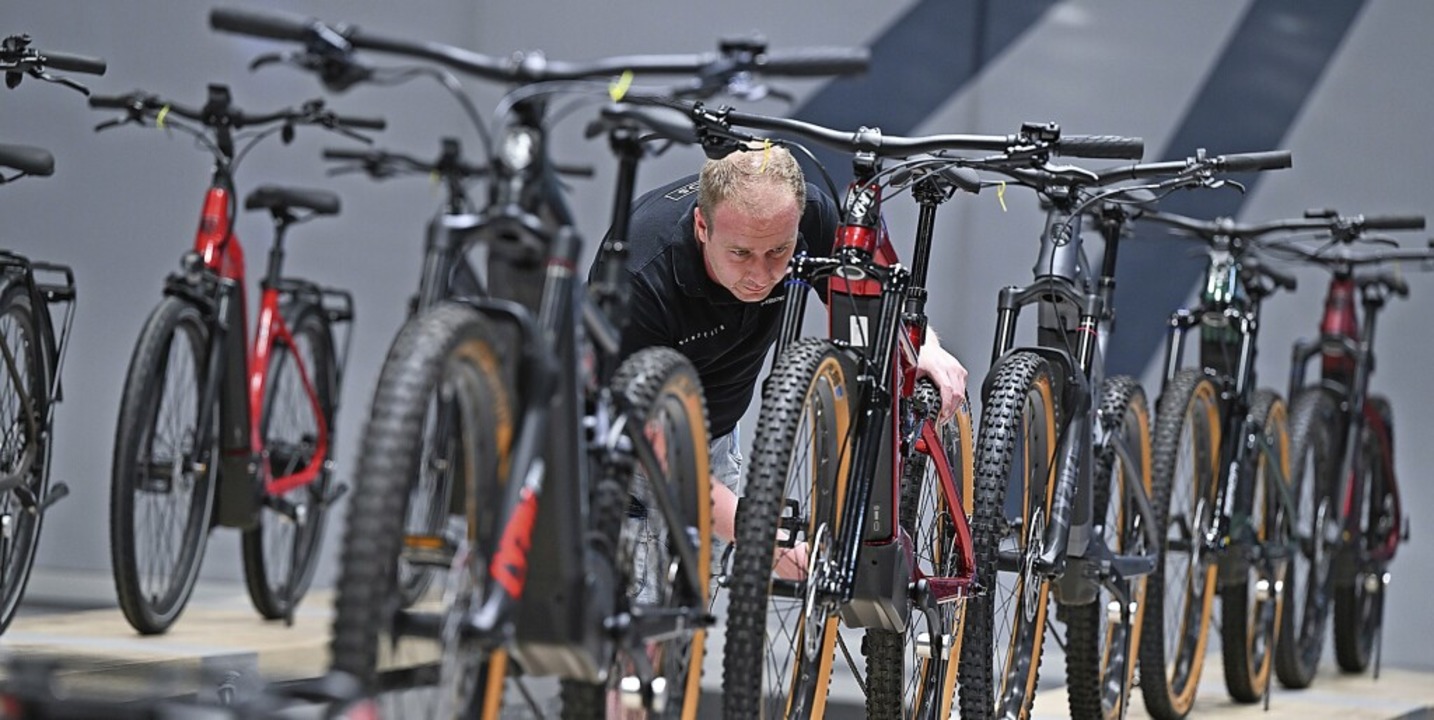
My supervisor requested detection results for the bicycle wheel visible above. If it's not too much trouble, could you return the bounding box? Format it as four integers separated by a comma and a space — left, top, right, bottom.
958, 351, 1059, 720
1333, 395, 1395, 673
0, 282, 49, 634
1066, 376, 1152, 720
723, 338, 853, 720
560, 346, 711, 720
329, 301, 511, 720
1220, 390, 1289, 702
110, 296, 217, 635
1275, 387, 1339, 688
1139, 368, 1221, 720
864, 382, 972, 720
243, 303, 337, 620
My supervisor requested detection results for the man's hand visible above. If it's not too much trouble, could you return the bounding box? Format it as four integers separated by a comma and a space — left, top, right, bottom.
916, 329, 968, 424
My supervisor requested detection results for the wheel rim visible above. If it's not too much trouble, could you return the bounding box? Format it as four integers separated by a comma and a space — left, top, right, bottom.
133, 322, 210, 617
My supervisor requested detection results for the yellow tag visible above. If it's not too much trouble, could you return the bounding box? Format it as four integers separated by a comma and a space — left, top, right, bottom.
156, 105, 170, 129
608, 70, 634, 102
760, 139, 772, 172
997, 181, 1007, 212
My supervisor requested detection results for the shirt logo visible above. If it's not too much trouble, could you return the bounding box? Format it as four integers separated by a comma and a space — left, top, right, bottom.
677, 323, 725, 346
664, 180, 700, 201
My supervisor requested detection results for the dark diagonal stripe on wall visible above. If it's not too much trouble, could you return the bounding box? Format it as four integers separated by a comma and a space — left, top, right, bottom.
793, 0, 1057, 174
1107, 0, 1368, 377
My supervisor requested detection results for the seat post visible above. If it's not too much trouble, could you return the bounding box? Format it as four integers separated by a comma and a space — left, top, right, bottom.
263, 209, 293, 289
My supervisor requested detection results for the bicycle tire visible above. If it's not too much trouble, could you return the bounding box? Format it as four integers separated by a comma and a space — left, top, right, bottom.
863, 382, 973, 720
110, 296, 217, 635
560, 346, 712, 720
958, 351, 1060, 720
1139, 368, 1221, 720
723, 338, 853, 720
1066, 375, 1152, 720
1275, 387, 1339, 688
242, 302, 338, 620
1220, 390, 1289, 702
329, 301, 511, 719
1333, 395, 1395, 673
0, 281, 50, 634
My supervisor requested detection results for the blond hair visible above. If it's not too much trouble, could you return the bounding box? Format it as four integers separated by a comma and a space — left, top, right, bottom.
697, 143, 806, 227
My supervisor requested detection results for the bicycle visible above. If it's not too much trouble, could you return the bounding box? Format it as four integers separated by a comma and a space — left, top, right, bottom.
0, 33, 104, 634
209, 7, 868, 718
90, 84, 383, 634
944, 145, 1291, 720
1261, 211, 1433, 683
1132, 210, 1310, 717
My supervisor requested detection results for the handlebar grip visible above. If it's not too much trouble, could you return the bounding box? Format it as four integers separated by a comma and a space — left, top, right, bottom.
1362, 214, 1425, 231
322, 148, 373, 161
758, 47, 870, 76
335, 115, 386, 131
1054, 135, 1144, 160
210, 7, 314, 42
40, 51, 107, 75
88, 94, 132, 110
553, 164, 596, 178
1219, 150, 1292, 172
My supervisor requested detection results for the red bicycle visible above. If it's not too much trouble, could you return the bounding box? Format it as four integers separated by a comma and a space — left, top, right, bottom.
90, 85, 382, 633
1265, 210, 1433, 683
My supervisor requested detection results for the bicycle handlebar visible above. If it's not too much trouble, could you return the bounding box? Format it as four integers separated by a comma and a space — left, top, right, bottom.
210, 7, 870, 84
87, 90, 386, 132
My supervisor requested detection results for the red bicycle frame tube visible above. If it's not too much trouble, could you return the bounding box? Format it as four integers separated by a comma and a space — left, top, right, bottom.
192, 187, 332, 498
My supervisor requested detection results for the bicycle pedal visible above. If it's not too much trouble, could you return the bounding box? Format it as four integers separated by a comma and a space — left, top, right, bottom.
36, 482, 70, 513
402, 535, 456, 567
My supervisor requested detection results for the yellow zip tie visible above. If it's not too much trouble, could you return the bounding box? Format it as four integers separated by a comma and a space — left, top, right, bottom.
997, 181, 1007, 212
609, 70, 634, 102
760, 139, 772, 172
156, 105, 171, 129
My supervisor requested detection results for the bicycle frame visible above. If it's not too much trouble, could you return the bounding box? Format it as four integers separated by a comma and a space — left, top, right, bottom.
1288, 275, 1403, 574
177, 175, 341, 529
768, 155, 977, 633
987, 194, 1161, 605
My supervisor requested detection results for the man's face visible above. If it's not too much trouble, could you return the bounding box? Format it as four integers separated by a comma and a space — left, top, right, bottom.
694, 189, 801, 303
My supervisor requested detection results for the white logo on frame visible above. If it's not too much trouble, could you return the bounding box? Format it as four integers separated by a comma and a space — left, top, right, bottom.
849, 316, 869, 346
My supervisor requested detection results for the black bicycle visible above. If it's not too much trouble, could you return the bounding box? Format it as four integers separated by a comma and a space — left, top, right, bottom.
1134, 209, 1309, 717
0, 33, 104, 634
210, 8, 867, 718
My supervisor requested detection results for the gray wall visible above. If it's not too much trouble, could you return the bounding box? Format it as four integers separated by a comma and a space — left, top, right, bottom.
3, 0, 1432, 671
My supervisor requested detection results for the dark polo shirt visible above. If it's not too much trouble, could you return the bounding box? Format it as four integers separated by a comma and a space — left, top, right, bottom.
599, 175, 839, 438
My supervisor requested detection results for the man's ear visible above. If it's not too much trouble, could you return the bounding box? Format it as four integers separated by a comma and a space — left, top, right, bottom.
693, 206, 708, 244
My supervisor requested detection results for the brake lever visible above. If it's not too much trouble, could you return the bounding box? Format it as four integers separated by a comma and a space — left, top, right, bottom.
29, 68, 90, 96
331, 125, 377, 146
